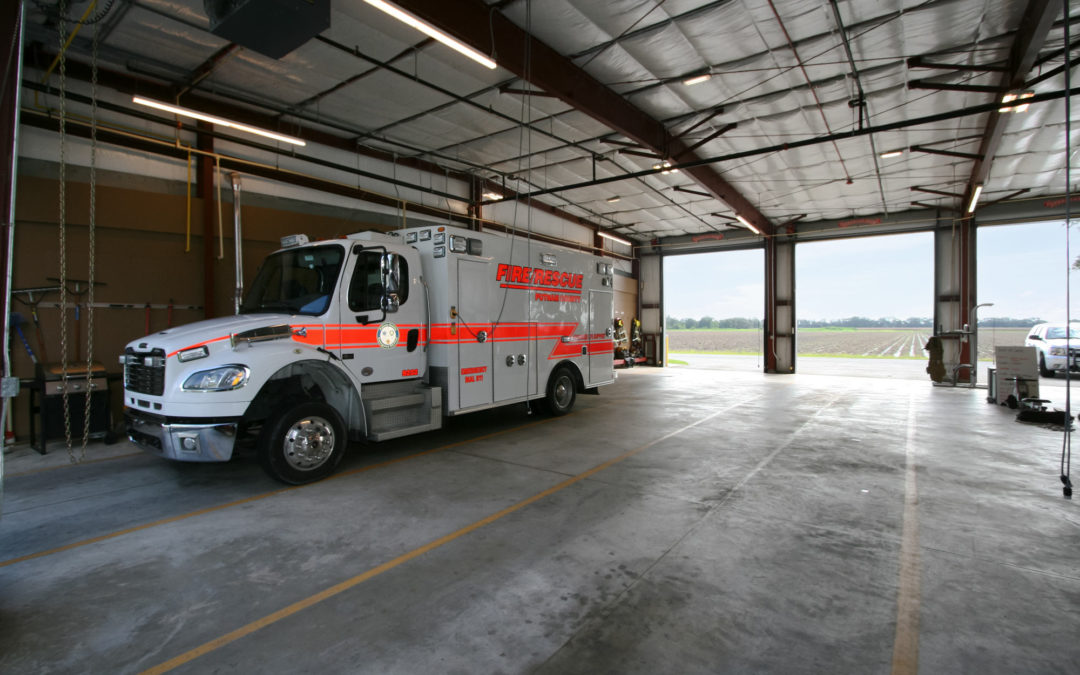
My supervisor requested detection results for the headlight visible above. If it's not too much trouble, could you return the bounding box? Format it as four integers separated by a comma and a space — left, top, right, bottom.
183, 365, 249, 391
1050, 346, 1067, 356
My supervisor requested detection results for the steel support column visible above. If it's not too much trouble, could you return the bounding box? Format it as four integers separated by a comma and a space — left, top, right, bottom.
934, 218, 977, 383
197, 122, 216, 318
468, 175, 482, 231
1, 0, 25, 487
764, 237, 796, 374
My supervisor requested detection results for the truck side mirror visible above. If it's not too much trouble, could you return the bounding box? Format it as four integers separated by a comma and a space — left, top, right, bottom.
383, 293, 400, 313
1029, 335, 1042, 341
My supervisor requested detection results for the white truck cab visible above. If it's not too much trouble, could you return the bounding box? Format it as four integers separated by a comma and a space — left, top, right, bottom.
123, 225, 617, 483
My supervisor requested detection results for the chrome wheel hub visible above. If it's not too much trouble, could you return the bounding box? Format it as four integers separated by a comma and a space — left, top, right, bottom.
283, 416, 335, 470
553, 377, 572, 408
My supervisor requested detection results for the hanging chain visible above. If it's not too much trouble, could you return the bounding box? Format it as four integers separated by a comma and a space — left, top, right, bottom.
57, 0, 75, 461
79, 17, 100, 461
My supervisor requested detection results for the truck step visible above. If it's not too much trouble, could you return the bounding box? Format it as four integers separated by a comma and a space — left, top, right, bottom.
366, 393, 426, 412
363, 383, 442, 441
367, 421, 440, 442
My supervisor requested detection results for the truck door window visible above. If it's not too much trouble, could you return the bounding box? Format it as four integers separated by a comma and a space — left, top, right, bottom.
240, 245, 343, 316
350, 252, 409, 312
384, 254, 409, 306
349, 251, 383, 312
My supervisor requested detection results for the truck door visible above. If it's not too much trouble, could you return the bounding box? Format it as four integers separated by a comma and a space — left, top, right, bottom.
456, 259, 493, 408
340, 245, 425, 383
588, 289, 614, 384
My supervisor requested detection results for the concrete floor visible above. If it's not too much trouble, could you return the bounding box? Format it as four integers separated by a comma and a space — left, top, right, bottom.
1, 366, 1078, 674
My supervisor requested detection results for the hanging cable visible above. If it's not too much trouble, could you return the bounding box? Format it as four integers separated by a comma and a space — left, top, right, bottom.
1062, 0, 1073, 500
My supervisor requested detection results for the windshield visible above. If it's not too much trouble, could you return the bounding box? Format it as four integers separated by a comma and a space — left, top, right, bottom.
240, 245, 344, 316
1046, 326, 1080, 339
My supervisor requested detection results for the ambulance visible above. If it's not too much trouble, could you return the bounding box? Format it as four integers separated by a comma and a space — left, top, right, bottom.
122, 224, 617, 483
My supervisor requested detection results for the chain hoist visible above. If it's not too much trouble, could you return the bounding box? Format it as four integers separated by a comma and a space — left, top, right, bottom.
57, 0, 73, 460
53, 0, 101, 463
78, 15, 100, 461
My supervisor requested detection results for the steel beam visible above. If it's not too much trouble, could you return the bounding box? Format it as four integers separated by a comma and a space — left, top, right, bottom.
175, 44, 240, 98
958, 0, 1058, 379
25, 46, 619, 241
390, 0, 773, 234
966, 0, 1060, 202
911, 145, 983, 160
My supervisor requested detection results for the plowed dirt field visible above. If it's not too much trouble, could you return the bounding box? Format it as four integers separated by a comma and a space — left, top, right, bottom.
668, 328, 1027, 359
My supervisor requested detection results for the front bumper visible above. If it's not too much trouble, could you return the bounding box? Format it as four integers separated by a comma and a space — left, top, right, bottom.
125, 409, 240, 462
1045, 354, 1080, 372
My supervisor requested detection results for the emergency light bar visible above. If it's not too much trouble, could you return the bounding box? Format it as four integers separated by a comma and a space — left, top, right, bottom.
281, 234, 310, 248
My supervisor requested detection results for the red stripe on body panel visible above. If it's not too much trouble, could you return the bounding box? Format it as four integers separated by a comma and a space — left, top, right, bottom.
167, 335, 231, 358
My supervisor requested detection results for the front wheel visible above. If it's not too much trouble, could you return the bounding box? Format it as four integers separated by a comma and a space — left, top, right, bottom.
257, 401, 347, 484
544, 367, 577, 416
1039, 353, 1054, 378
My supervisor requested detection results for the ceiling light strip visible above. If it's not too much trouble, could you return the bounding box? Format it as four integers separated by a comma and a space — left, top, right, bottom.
363, 0, 497, 70
967, 184, 983, 213
735, 214, 762, 235
132, 97, 306, 146
598, 230, 632, 246
683, 73, 712, 86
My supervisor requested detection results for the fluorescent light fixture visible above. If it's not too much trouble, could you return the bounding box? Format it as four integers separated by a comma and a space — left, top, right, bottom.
967, 184, 983, 213
880, 149, 903, 159
652, 160, 679, 175
133, 96, 306, 146
999, 91, 1033, 113
598, 230, 632, 246
482, 191, 504, 201
735, 214, 762, 235
683, 73, 712, 86
364, 0, 497, 70
606, 196, 621, 203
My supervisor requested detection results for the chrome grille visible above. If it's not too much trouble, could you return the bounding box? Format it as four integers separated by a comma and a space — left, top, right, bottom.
124, 348, 166, 395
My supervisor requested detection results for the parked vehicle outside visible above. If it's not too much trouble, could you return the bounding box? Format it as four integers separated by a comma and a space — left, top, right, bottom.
1024, 322, 1080, 377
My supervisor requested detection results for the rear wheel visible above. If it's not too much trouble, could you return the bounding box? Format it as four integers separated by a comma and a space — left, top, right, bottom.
1039, 353, 1054, 378
257, 400, 347, 484
544, 366, 577, 416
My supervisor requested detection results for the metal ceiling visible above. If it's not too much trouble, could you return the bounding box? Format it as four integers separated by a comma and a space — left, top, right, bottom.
18, 0, 1079, 244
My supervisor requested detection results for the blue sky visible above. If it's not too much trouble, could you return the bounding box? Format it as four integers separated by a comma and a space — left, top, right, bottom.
663, 221, 1080, 321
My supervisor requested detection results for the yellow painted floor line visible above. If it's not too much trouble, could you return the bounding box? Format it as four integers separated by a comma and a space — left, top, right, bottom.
891, 394, 921, 675
0, 417, 556, 570
4, 451, 145, 478
140, 400, 746, 675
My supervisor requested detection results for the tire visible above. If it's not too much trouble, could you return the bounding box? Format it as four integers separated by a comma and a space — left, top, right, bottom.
544, 366, 577, 416
257, 400, 347, 484
1039, 353, 1054, 378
